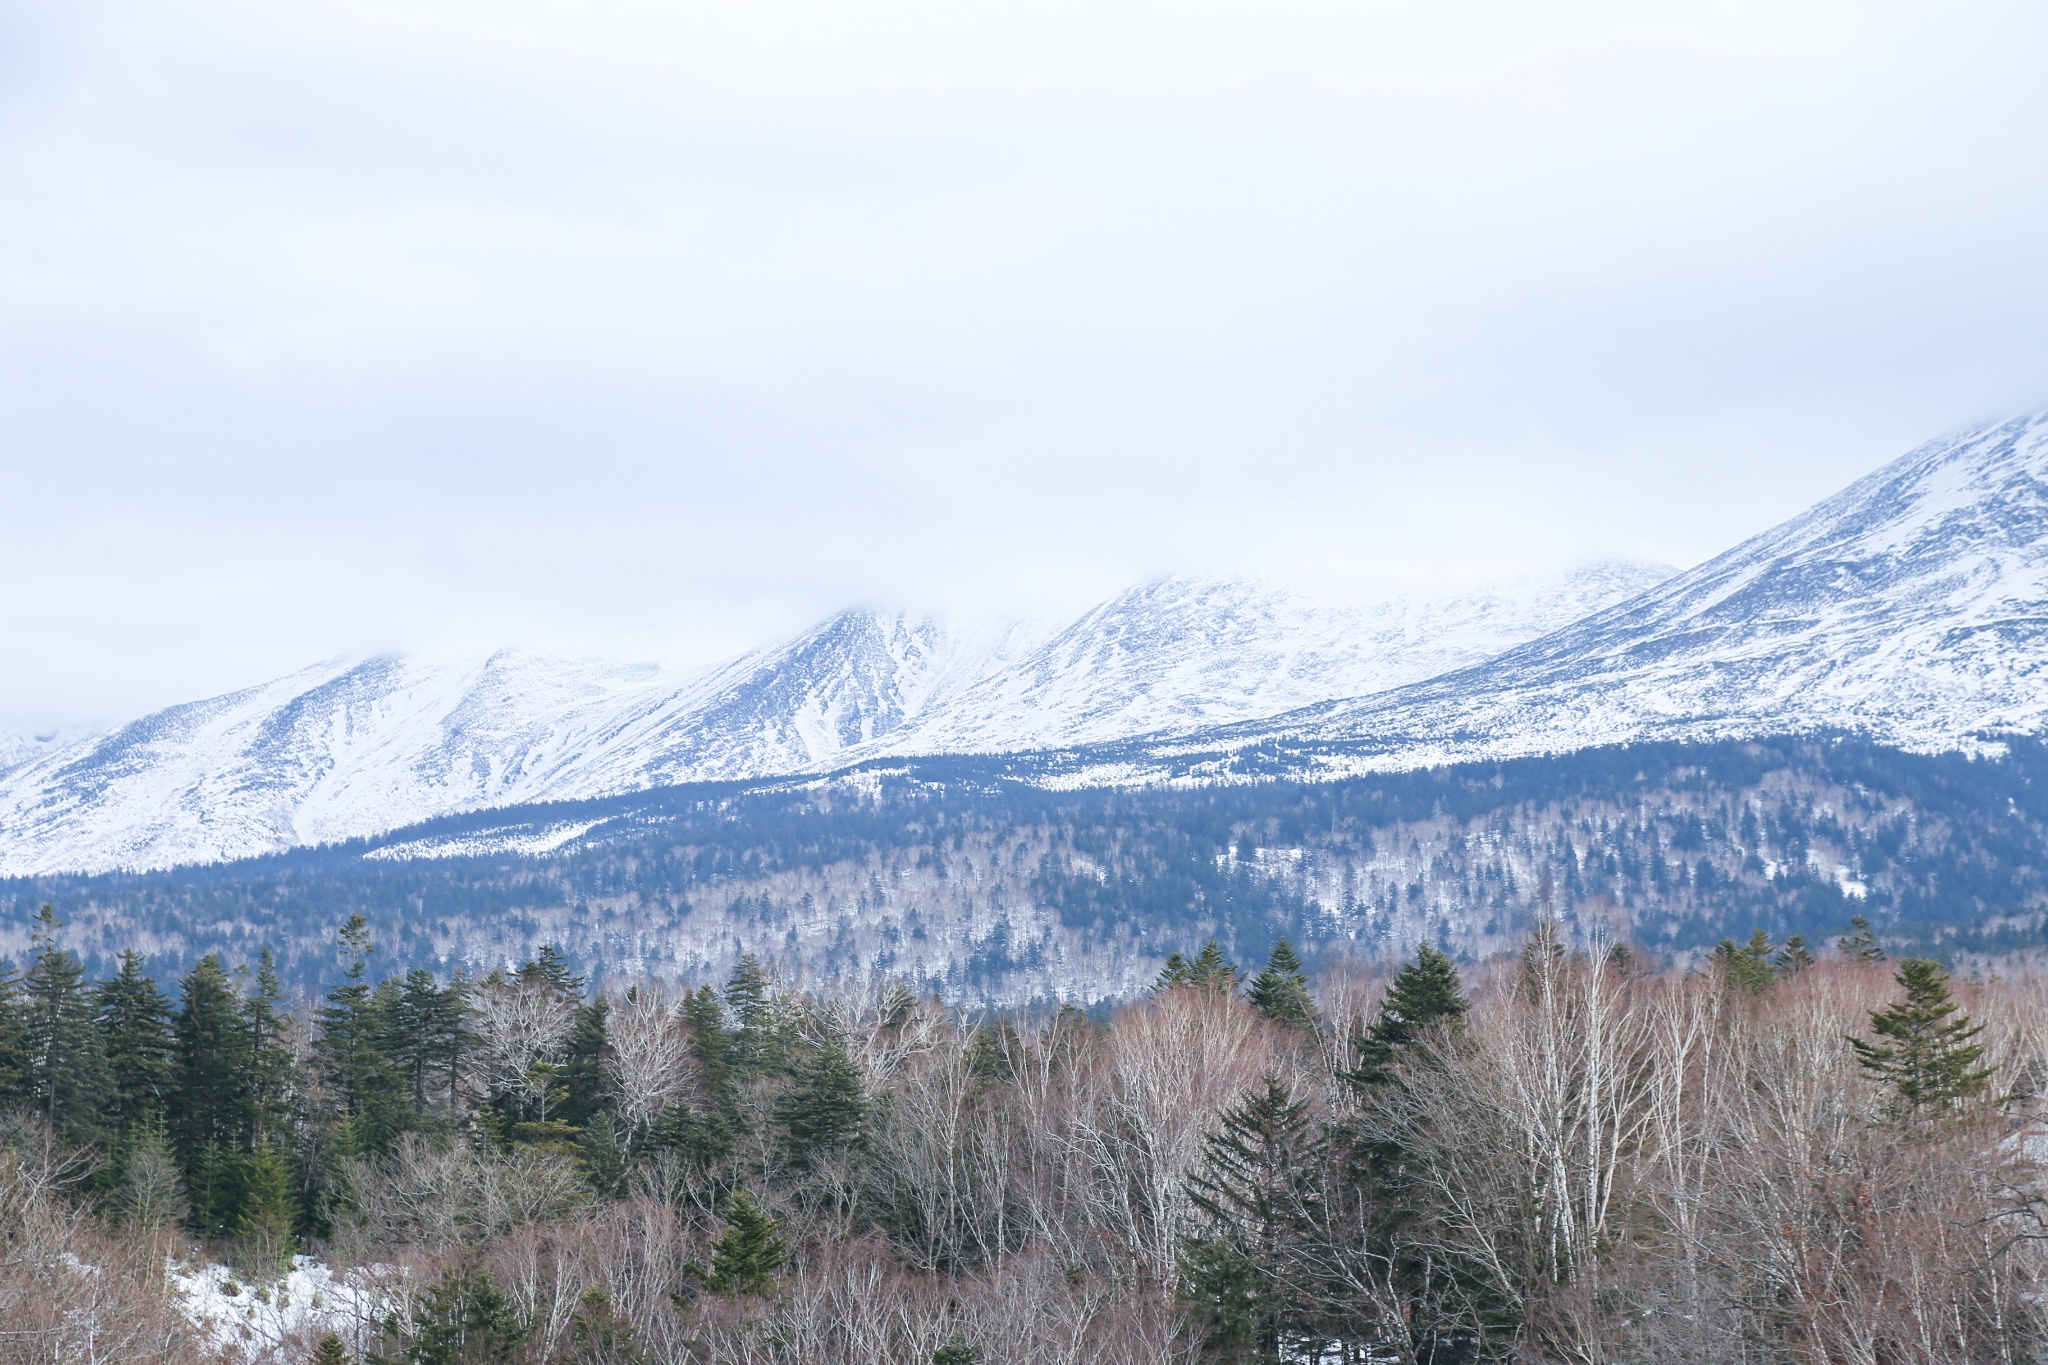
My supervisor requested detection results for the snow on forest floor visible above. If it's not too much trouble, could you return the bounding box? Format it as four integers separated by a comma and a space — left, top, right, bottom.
170, 1256, 400, 1361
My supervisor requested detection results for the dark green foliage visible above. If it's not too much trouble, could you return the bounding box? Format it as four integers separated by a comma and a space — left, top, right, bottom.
1774, 934, 1816, 974
235, 1143, 297, 1272
97, 949, 175, 1143
1851, 957, 1993, 1118
19, 905, 109, 1141
318, 915, 403, 1147
774, 1033, 867, 1161
1245, 938, 1317, 1032
1714, 929, 1777, 994
723, 956, 782, 1076
313, 1335, 352, 1365
383, 968, 469, 1120
1348, 944, 1467, 1090
0, 957, 24, 1098
521, 945, 585, 995
931, 1343, 978, 1365
557, 996, 611, 1133
1160, 939, 1242, 992
1839, 915, 1887, 962
1183, 1074, 1324, 1358
381, 1259, 527, 1365
699, 1191, 789, 1296
562, 1285, 646, 1365
172, 954, 258, 1236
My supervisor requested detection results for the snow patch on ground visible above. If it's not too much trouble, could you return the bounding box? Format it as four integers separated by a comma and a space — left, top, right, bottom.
171, 1256, 401, 1361
364, 818, 606, 862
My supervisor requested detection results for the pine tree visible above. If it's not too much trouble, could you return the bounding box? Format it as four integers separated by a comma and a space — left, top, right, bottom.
1774, 934, 1816, 975
1245, 939, 1318, 1032
1154, 951, 1194, 991
244, 949, 295, 1144
235, 1143, 297, 1273
383, 969, 467, 1122
1851, 957, 1993, 1118
319, 916, 401, 1145
19, 904, 109, 1141
0, 956, 25, 1099
1182, 1074, 1323, 1359
388, 1259, 527, 1364
521, 946, 585, 996
723, 956, 781, 1075
1839, 916, 1887, 962
1713, 930, 1776, 994
774, 1035, 866, 1161
699, 1191, 789, 1296
1348, 944, 1468, 1089
172, 954, 257, 1236
557, 996, 611, 1133
562, 1285, 646, 1365
1194, 940, 1240, 990
97, 949, 175, 1144
312, 1335, 351, 1365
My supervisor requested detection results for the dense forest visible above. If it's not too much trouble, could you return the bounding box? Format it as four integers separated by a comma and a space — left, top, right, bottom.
6, 737, 2048, 1002
3, 902, 2048, 1363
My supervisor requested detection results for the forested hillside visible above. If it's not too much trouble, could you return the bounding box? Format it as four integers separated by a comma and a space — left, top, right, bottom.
5, 737, 2047, 1003
4, 910, 2047, 1362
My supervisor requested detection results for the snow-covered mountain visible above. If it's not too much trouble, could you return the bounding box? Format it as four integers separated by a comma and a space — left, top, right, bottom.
0, 563, 1667, 875
1120, 408, 2048, 777
874, 563, 1673, 755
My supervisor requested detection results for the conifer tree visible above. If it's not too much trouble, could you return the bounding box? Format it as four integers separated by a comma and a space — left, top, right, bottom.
311, 1336, 351, 1365
319, 916, 400, 1145
1348, 944, 1468, 1089
383, 968, 466, 1122
172, 954, 257, 1236
243, 949, 295, 1144
562, 1285, 646, 1365
0, 956, 25, 1099
1245, 939, 1318, 1032
1155, 951, 1194, 991
775, 1034, 867, 1161
1188, 940, 1240, 991
557, 995, 612, 1133
1182, 1074, 1323, 1359
699, 1191, 789, 1295
97, 948, 175, 1144
724, 956, 781, 1075
522, 945, 585, 996
1839, 915, 1887, 962
20, 905, 108, 1141
1851, 957, 1993, 1118
389, 1259, 527, 1364
1774, 934, 1817, 975
1713, 930, 1776, 994
235, 1143, 297, 1273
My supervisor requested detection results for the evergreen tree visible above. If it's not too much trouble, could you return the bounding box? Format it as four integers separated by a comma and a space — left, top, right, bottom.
1245, 939, 1317, 1032
698, 1191, 789, 1296
1851, 957, 1993, 1118
97, 949, 175, 1144
384, 1259, 527, 1365
235, 1143, 297, 1273
1155, 951, 1194, 991
1348, 945, 1468, 1089
1188, 940, 1241, 991
243, 949, 295, 1144
312, 1336, 352, 1365
383, 969, 466, 1122
0, 955, 24, 1099
1182, 1075, 1323, 1359
1774, 934, 1816, 975
1839, 915, 1887, 962
562, 1285, 646, 1365
723, 956, 781, 1075
19, 905, 109, 1141
521, 946, 585, 996
1713, 930, 1776, 994
774, 1034, 866, 1161
172, 954, 257, 1236
318, 916, 400, 1145
557, 995, 612, 1133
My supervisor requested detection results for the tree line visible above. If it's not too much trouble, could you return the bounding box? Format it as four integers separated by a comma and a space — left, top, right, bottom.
1, 904, 2046, 1364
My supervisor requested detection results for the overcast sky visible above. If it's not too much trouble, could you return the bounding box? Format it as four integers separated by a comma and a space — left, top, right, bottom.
2, 0, 2045, 731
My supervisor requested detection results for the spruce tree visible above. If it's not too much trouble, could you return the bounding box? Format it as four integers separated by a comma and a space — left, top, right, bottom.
699, 1191, 789, 1295
522, 946, 585, 996
1348, 944, 1468, 1089
0, 956, 25, 1099
1189, 940, 1240, 991
311, 1336, 351, 1365
723, 956, 781, 1075
1713, 930, 1776, 994
1155, 951, 1194, 991
1182, 1074, 1323, 1359
1838, 916, 1887, 962
97, 949, 175, 1144
1851, 957, 1993, 1118
557, 996, 612, 1133
318, 916, 400, 1145
1774, 934, 1817, 975
391, 1259, 527, 1364
774, 1035, 867, 1161
1245, 939, 1318, 1032
20, 905, 109, 1142
563, 1285, 646, 1365
235, 1143, 297, 1273
172, 954, 257, 1236
384, 969, 466, 1122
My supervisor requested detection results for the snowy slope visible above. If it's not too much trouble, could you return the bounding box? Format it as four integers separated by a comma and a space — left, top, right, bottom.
0, 565, 1665, 875
874, 563, 1673, 755
1131, 409, 2048, 775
